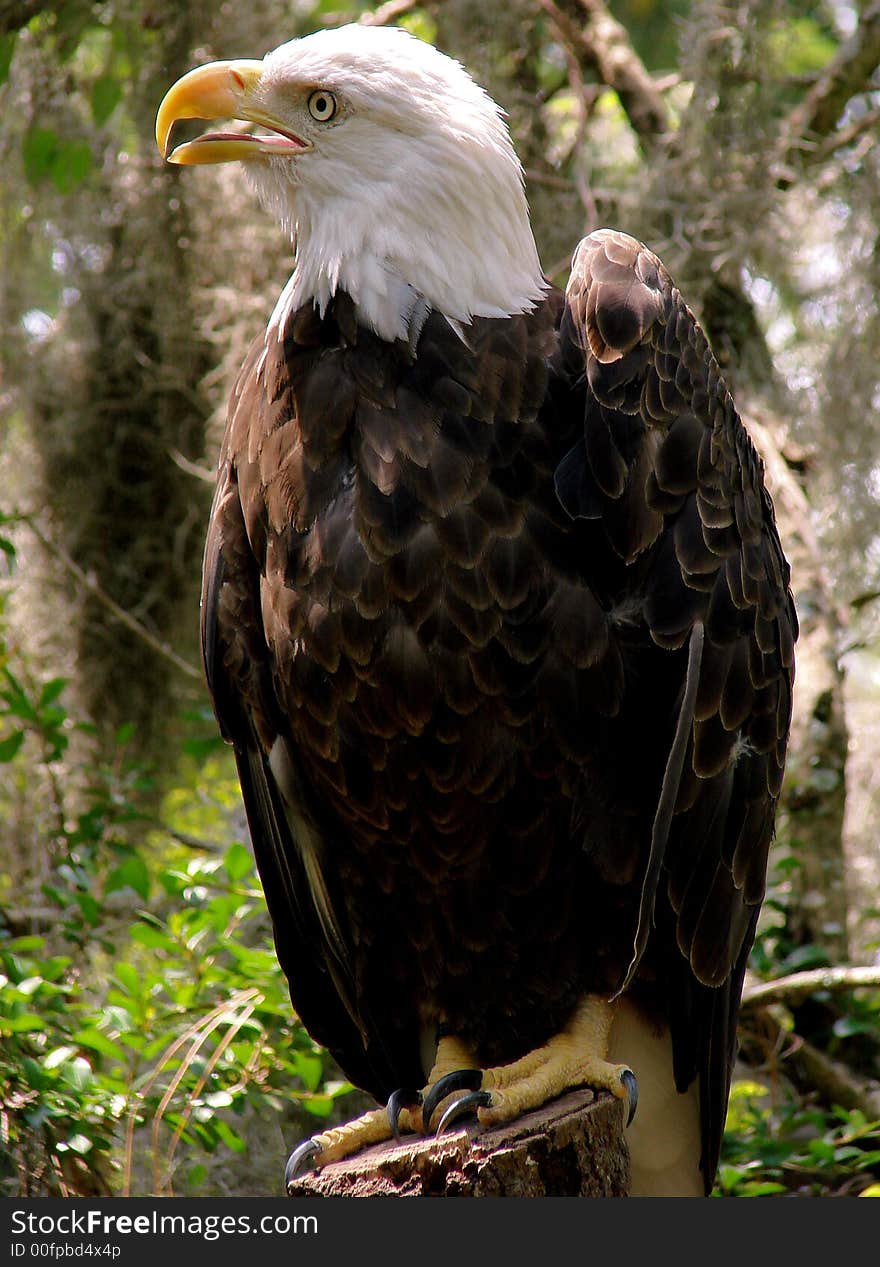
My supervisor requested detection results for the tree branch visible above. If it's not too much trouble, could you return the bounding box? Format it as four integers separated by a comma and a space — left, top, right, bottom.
542, 0, 670, 150
742, 1001, 880, 1121
741, 966, 880, 1011
359, 0, 418, 28
26, 517, 202, 682
777, 4, 880, 179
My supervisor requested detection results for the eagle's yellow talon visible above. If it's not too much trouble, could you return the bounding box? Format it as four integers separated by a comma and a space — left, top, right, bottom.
430, 996, 641, 1132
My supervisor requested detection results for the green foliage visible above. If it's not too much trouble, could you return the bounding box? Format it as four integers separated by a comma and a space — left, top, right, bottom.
717, 819, 880, 1197
719, 1082, 880, 1197
0, 31, 17, 85
90, 74, 123, 127
0, 533, 353, 1197
22, 127, 93, 193
765, 14, 837, 78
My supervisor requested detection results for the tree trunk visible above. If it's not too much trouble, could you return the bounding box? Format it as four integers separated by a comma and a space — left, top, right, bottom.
285, 1090, 629, 1197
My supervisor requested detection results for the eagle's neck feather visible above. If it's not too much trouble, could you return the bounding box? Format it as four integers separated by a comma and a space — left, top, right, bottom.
256, 124, 548, 344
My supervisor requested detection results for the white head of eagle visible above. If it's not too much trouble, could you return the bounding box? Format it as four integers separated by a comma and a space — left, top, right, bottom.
157, 23, 547, 342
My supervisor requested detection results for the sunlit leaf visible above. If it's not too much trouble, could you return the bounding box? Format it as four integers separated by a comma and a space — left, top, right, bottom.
73, 1028, 127, 1061
130, 922, 174, 951
45, 1045, 78, 1070
2, 936, 45, 954
294, 1051, 325, 1093
301, 1094, 336, 1119
113, 963, 139, 996
60, 1056, 94, 1092
59, 1133, 93, 1155
15, 976, 44, 996
212, 1119, 246, 1153
5, 1012, 45, 1033
106, 852, 150, 901
219, 844, 251, 884
203, 1090, 234, 1109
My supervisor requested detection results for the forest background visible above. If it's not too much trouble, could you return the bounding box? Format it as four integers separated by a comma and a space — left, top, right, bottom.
1, 0, 880, 1198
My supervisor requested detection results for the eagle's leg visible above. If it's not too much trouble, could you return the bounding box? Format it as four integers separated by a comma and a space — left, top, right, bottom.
285, 1033, 479, 1186
422, 995, 638, 1133
284, 1101, 423, 1187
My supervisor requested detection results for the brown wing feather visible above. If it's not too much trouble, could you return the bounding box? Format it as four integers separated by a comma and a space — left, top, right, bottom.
201, 332, 424, 1101
559, 228, 797, 1186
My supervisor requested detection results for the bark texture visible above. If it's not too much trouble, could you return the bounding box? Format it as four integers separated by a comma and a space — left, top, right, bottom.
285, 1090, 629, 1197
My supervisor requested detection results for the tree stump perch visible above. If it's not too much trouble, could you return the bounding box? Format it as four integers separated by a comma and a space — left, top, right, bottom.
285, 1089, 630, 1197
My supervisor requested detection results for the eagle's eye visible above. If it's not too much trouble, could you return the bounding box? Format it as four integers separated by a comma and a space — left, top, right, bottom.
307, 90, 337, 122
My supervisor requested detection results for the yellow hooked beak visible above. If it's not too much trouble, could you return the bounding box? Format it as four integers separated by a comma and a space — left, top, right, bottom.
156, 60, 312, 164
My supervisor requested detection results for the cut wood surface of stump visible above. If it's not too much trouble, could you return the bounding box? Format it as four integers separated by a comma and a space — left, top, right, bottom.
286, 1089, 629, 1197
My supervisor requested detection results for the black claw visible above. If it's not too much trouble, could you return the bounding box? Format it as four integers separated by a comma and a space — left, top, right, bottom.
284, 1138, 321, 1191
421, 1069, 484, 1131
387, 1087, 421, 1142
435, 1090, 494, 1136
620, 1069, 638, 1126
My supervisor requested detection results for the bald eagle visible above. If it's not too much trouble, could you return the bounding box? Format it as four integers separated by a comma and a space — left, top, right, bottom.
157, 23, 796, 1197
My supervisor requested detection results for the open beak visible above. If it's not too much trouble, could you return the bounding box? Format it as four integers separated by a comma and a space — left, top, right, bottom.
156, 60, 311, 165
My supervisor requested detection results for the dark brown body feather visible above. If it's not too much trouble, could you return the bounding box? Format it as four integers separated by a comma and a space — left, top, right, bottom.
201, 229, 797, 1193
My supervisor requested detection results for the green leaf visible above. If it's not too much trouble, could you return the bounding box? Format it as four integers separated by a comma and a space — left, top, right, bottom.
0, 31, 18, 86
212, 1119, 246, 1153
767, 18, 837, 77
60, 1056, 94, 1092
45, 1044, 78, 1070
15, 976, 44, 996
781, 944, 830, 972
203, 1090, 234, 1109
294, 1052, 325, 1093
91, 75, 122, 126
130, 923, 174, 951
113, 963, 139, 996
223, 842, 253, 882
59, 1133, 93, 1156
74, 891, 102, 926
807, 1137, 836, 1163
833, 1016, 874, 1038
739, 1181, 787, 1196
50, 140, 93, 193
182, 733, 225, 759
106, 852, 150, 901
2, 936, 45, 954
73, 1028, 127, 1062
301, 1094, 336, 1119
0, 731, 24, 762
22, 127, 60, 185
38, 677, 68, 708
4, 1012, 45, 1033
